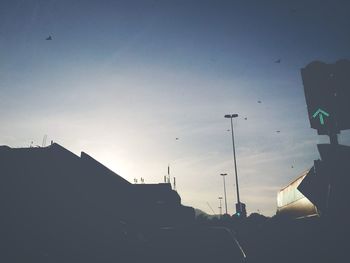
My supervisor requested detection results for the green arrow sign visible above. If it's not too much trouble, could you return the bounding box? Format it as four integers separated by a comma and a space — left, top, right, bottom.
312, 108, 330, 125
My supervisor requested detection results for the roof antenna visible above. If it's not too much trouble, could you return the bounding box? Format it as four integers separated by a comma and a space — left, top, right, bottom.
173, 177, 176, 191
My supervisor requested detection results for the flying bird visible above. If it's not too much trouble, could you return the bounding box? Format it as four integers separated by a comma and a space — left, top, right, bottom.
175, 138, 179, 140
244, 117, 247, 120
46, 35, 52, 40
276, 130, 281, 133
275, 59, 281, 63
257, 100, 262, 103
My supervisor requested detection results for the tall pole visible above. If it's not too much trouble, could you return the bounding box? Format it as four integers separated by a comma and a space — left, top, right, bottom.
220, 173, 228, 214
218, 197, 223, 218
230, 117, 241, 205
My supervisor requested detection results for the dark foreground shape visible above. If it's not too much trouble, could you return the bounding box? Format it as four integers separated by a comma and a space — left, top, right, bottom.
0, 143, 195, 262
141, 226, 246, 263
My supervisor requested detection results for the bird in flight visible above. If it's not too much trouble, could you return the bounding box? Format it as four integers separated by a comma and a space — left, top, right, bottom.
175, 138, 179, 140
257, 100, 262, 103
275, 59, 281, 63
244, 117, 247, 120
276, 130, 281, 133
46, 35, 52, 40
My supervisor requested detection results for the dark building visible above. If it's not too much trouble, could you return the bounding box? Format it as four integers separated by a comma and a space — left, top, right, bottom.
276, 144, 350, 221
0, 143, 194, 262
277, 169, 318, 219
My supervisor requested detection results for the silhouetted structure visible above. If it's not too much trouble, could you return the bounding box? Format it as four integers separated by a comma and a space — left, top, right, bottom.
277, 169, 318, 218
277, 60, 350, 221
0, 143, 194, 262
298, 144, 350, 221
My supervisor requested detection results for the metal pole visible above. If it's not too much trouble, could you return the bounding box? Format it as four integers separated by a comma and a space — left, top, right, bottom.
230, 117, 241, 205
221, 174, 228, 214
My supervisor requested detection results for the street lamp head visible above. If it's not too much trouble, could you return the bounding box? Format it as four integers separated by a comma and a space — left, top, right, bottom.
224, 114, 239, 118
220, 173, 227, 176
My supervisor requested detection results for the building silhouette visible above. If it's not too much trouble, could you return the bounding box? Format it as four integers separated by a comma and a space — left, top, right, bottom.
0, 143, 194, 262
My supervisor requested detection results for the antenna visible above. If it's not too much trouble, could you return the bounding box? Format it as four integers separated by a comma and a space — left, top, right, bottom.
206, 202, 216, 215
173, 177, 176, 191
42, 135, 47, 147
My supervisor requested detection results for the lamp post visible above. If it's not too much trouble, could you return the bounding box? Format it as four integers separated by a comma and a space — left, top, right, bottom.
220, 173, 228, 215
218, 196, 223, 218
225, 114, 245, 216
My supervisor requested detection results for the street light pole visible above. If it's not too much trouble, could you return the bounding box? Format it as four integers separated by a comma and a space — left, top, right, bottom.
220, 173, 228, 215
225, 114, 243, 216
230, 115, 240, 205
218, 197, 223, 218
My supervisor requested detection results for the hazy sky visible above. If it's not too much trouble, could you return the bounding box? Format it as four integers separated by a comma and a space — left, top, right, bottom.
1, 0, 350, 215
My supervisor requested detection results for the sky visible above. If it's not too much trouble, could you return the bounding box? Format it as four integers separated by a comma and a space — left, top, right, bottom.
0, 0, 350, 216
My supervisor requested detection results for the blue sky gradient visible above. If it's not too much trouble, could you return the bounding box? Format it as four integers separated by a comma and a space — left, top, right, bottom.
1, 0, 350, 215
